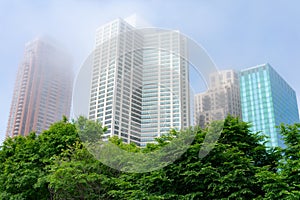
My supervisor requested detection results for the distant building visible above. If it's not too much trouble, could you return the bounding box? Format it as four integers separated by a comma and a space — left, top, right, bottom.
6, 38, 73, 137
0, 133, 4, 146
88, 18, 190, 146
194, 70, 242, 127
240, 63, 299, 147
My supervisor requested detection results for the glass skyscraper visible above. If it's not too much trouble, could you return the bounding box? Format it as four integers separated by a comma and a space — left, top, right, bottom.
240, 63, 299, 147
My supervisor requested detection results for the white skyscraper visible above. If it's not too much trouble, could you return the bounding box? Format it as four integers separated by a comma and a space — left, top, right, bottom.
140, 30, 190, 146
88, 18, 190, 146
88, 18, 143, 143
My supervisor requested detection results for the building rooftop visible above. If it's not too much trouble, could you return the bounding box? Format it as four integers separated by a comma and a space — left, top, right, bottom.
240, 63, 270, 72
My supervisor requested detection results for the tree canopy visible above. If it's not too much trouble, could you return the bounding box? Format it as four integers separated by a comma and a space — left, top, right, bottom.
0, 116, 299, 199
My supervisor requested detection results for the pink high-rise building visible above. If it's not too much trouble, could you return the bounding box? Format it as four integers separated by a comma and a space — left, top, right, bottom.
6, 38, 73, 137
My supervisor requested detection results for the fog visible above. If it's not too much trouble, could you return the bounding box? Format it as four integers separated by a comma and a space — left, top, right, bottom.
1, 0, 300, 140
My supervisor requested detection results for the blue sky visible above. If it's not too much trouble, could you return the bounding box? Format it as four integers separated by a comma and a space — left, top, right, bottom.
1, 0, 300, 142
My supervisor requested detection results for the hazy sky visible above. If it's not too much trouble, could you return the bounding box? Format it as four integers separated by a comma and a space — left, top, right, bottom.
1, 0, 300, 142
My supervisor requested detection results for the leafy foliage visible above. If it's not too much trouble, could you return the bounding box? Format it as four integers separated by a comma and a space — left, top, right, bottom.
0, 117, 80, 199
1, 116, 300, 199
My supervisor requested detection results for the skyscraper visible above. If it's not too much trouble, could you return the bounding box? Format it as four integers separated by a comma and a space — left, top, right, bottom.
0, 133, 4, 145
140, 29, 190, 146
6, 38, 73, 137
194, 70, 242, 127
240, 63, 299, 147
88, 18, 190, 146
88, 18, 144, 144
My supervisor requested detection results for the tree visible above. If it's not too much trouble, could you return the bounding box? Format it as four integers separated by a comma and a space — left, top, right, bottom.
276, 123, 300, 199
108, 116, 281, 199
0, 133, 47, 200
0, 117, 81, 199
46, 142, 114, 199
45, 116, 117, 200
0, 115, 287, 199
75, 116, 107, 143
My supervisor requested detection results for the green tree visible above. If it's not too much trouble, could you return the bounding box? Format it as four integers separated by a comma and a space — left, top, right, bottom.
0, 117, 81, 199
254, 123, 300, 200
46, 142, 115, 200
0, 115, 286, 199
45, 116, 117, 200
0, 133, 46, 200
75, 116, 107, 143
276, 123, 300, 199
108, 116, 280, 199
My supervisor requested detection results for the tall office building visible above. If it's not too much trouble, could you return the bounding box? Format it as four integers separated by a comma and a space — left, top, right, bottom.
194, 70, 242, 127
0, 134, 4, 145
140, 29, 190, 146
6, 38, 73, 137
88, 18, 190, 146
89, 18, 143, 144
240, 63, 299, 147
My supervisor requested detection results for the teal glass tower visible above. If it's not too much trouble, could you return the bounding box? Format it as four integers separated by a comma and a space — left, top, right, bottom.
240, 63, 299, 147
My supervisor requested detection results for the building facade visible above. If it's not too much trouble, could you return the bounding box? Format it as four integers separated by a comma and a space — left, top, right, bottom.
88, 18, 144, 144
194, 70, 242, 127
6, 38, 73, 137
88, 18, 190, 146
240, 63, 299, 147
0, 134, 4, 146
140, 29, 190, 146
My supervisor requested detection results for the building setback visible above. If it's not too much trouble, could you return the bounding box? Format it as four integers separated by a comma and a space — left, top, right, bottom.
6, 38, 73, 137
88, 18, 190, 146
240, 63, 299, 147
194, 70, 242, 128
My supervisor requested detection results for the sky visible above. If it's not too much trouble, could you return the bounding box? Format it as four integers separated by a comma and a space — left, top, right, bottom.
1, 0, 300, 142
